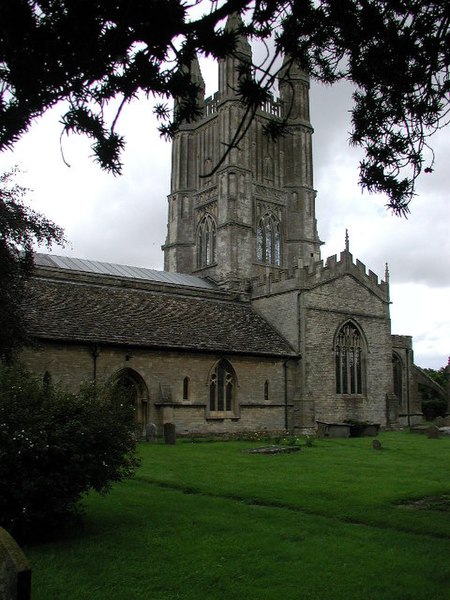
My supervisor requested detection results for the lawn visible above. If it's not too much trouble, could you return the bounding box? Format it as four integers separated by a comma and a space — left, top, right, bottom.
27, 432, 450, 600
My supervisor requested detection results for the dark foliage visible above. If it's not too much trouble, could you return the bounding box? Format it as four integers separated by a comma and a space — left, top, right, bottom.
0, 365, 140, 542
0, 169, 65, 362
0, 1, 448, 213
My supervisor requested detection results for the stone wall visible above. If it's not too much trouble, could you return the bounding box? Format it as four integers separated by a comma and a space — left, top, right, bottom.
21, 343, 292, 435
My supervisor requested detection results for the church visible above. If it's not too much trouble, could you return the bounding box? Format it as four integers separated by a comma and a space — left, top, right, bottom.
21, 15, 422, 435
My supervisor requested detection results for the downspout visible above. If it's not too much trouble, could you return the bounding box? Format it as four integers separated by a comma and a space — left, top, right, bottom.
406, 347, 411, 427
284, 360, 289, 431
92, 345, 100, 382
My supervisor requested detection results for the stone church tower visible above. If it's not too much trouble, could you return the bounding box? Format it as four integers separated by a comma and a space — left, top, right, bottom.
163, 13, 322, 286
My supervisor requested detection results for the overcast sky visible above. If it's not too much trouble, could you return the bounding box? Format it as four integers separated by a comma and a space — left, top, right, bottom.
2, 54, 449, 370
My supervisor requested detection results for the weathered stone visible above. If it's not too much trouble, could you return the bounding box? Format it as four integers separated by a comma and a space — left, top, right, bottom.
372, 439, 382, 450
164, 422, 176, 445
145, 422, 157, 443
0, 528, 31, 600
427, 426, 440, 439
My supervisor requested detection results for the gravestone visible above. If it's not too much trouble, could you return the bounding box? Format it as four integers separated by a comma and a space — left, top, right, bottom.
0, 528, 31, 600
164, 422, 176, 445
427, 426, 440, 439
372, 439, 382, 450
434, 416, 445, 428
145, 422, 157, 443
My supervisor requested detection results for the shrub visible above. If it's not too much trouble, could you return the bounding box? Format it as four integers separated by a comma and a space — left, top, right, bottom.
0, 364, 139, 542
421, 397, 447, 421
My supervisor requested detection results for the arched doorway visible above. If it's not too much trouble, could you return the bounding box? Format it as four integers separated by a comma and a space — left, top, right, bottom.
112, 369, 149, 432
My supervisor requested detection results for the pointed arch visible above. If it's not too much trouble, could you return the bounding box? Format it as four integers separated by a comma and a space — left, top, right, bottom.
256, 213, 281, 266
208, 359, 237, 416
334, 321, 366, 395
197, 214, 217, 268
111, 368, 149, 428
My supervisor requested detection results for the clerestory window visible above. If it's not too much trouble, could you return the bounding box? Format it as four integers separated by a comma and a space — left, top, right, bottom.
209, 359, 236, 416
197, 214, 216, 268
335, 322, 365, 395
256, 213, 281, 266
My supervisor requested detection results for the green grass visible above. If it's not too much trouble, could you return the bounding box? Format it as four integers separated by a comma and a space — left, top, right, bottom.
27, 432, 450, 599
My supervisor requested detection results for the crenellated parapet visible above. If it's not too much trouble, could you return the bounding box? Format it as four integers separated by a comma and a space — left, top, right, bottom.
249, 248, 389, 301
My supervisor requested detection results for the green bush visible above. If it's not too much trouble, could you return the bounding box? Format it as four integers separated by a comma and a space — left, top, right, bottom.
0, 365, 139, 542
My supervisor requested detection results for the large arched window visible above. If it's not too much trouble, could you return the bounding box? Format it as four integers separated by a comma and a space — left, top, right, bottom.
197, 214, 216, 268
256, 213, 281, 266
209, 359, 236, 415
334, 322, 365, 395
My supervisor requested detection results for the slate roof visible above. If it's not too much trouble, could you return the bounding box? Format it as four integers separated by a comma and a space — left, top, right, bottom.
24, 274, 296, 358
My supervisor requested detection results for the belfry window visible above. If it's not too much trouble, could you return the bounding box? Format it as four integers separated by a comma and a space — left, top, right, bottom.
209, 360, 236, 415
197, 214, 216, 268
256, 214, 281, 266
335, 322, 365, 395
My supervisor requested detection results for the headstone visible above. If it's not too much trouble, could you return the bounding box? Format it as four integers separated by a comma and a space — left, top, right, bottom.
434, 416, 445, 428
372, 439, 382, 450
0, 528, 31, 600
427, 426, 440, 439
164, 422, 176, 445
145, 422, 157, 443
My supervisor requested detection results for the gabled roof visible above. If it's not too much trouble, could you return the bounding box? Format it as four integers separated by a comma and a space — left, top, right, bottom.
24, 266, 296, 358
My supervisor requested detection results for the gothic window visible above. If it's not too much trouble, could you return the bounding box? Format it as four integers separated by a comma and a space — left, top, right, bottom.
256, 213, 281, 266
183, 376, 190, 401
392, 353, 403, 406
334, 322, 365, 395
209, 360, 236, 415
197, 214, 216, 268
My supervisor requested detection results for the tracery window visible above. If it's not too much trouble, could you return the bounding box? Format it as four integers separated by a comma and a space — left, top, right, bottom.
256, 213, 281, 266
335, 322, 365, 395
209, 360, 236, 415
197, 214, 216, 268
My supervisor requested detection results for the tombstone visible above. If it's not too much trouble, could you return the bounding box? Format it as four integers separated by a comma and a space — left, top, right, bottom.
164, 422, 176, 445
0, 528, 31, 600
372, 439, 382, 451
427, 426, 440, 439
145, 422, 157, 443
434, 416, 445, 428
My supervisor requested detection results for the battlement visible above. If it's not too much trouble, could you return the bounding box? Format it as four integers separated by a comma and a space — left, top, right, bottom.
248, 249, 389, 301
202, 91, 282, 120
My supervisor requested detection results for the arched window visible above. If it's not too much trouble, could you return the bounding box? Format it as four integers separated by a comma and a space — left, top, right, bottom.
183, 376, 190, 401
197, 214, 216, 268
334, 322, 365, 395
392, 353, 403, 406
256, 214, 281, 266
209, 360, 236, 415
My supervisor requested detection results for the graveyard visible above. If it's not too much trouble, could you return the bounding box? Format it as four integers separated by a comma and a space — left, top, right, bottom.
22, 431, 450, 599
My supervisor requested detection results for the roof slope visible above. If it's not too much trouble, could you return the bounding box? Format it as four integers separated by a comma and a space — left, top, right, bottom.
33, 253, 217, 290
24, 276, 296, 358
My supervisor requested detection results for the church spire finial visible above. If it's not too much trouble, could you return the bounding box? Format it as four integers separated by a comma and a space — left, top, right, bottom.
384, 262, 390, 283
345, 229, 349, 252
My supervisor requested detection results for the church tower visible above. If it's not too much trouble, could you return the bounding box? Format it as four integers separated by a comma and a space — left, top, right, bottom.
163, 14, 321, 287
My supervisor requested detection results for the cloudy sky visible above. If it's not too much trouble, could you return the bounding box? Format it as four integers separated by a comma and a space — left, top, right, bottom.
2, 52, 449, 370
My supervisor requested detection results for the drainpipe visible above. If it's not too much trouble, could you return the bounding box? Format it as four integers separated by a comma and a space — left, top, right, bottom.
284, 360, 289, 431
406, 347, 411, 427
92, 345, 100, 382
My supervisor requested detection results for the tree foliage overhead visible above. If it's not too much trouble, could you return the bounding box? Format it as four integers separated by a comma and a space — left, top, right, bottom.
0, 168, 64, 361
0, 0, 448, 213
